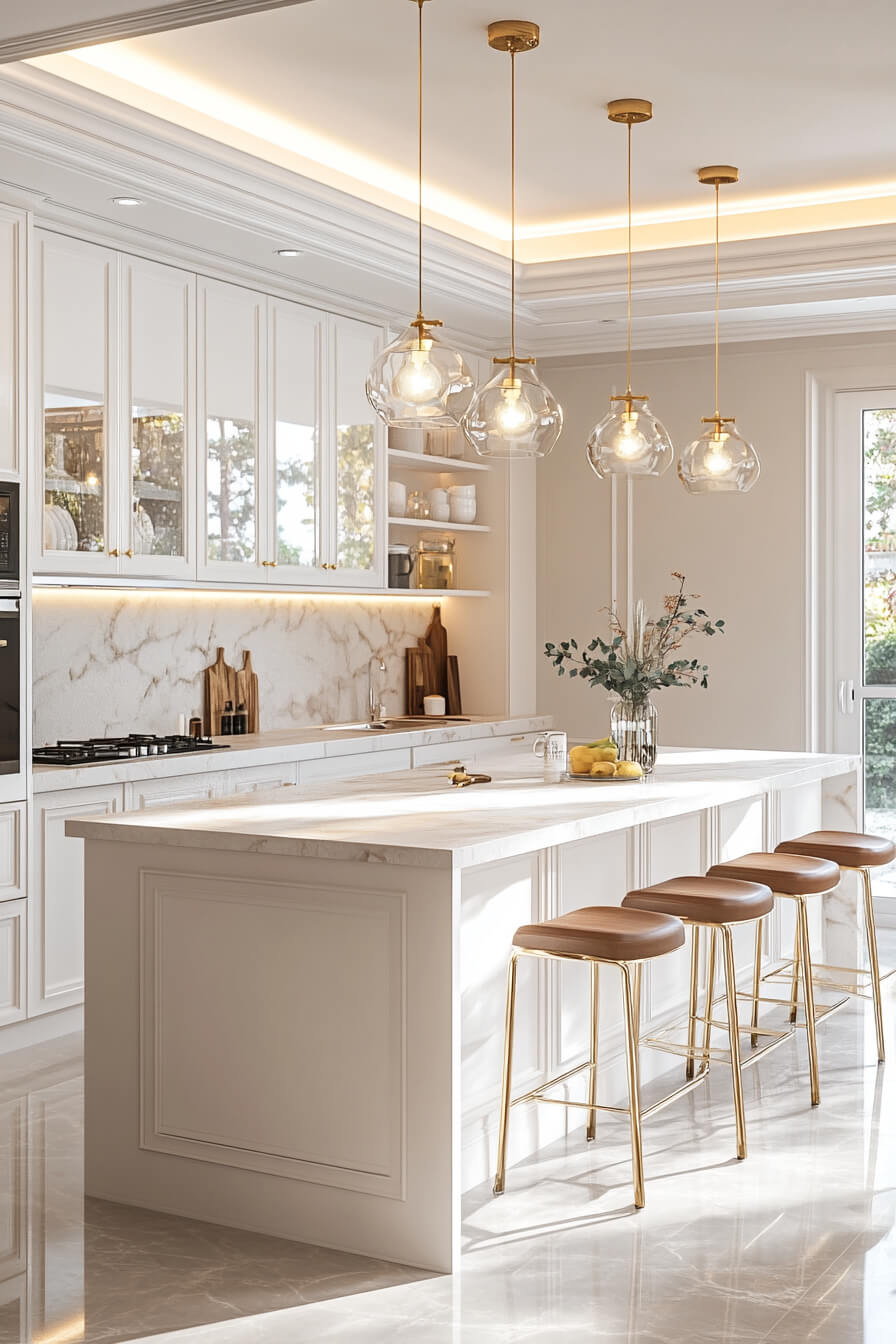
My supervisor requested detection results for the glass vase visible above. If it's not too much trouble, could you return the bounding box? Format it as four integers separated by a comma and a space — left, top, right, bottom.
611, 696, 658, 775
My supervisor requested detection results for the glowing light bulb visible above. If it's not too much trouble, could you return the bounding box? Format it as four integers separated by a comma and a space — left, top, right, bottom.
614, 411, 647, 460
705, 433, 733, 476
392, 341, 444, 405
495, 381, 536, 436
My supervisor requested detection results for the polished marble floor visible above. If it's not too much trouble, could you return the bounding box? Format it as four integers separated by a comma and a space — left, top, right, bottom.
1, 933, 894, 1344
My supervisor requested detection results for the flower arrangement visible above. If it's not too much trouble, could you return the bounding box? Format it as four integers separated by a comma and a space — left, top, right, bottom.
544, 572, 725, 701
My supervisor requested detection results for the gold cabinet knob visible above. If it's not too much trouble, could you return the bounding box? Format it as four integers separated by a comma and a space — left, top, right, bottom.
262, 560, 278, 567
123, 548, 133, 558
109, 548, 119, 557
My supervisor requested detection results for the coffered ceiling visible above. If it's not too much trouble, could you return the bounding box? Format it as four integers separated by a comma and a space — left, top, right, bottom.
26, 0, 896, 262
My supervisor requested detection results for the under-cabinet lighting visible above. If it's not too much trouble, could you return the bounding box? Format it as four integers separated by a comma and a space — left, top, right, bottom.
31, 585, 454, 604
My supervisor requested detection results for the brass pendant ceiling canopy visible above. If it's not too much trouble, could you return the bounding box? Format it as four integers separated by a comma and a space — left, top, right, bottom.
586, 99, 673, 479
462, 18, 563, 459
366, 0, 474, 430
678, 166, 760, 494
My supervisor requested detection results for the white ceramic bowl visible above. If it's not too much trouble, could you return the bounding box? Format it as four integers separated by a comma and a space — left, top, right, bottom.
450, 498, 477, 523
447, 483, 476, 496
430, 505, 451, 522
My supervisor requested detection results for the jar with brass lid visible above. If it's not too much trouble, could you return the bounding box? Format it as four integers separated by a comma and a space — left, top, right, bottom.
415, 536, 455, 590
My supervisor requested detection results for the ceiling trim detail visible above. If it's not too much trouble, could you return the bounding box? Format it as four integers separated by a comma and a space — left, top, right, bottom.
0, 2, 308, 64
0, 65, 895, 357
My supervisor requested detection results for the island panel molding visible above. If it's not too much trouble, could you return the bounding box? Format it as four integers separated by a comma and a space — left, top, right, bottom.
139, 870, 406, 1198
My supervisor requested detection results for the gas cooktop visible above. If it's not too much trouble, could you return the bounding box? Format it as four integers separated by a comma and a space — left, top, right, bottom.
33, 734, 232, 766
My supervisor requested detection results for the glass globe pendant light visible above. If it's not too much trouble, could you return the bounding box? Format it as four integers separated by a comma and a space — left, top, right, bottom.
366, 0, 474, 428
678, 167, 760, 494
587, 100, 673, 478
462, 21, 562, 459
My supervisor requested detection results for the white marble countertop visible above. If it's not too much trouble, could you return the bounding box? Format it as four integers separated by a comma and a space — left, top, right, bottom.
66, 745, 859, 870
33, 715, 550, 793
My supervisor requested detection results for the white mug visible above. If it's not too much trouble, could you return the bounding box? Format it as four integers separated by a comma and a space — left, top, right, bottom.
533, 730, 568, 779
388, 481, 407, 516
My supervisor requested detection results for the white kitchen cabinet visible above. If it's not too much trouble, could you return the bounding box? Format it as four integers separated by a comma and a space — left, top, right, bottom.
328, 316, 384, 588
218, 762, 298, 794
121, 256, 196, 580
0, 805, 24, 903
30, 784, 121, 1017
197, 277, 266, 582
301, 748, 412, 783
0, 900, 25, 1027
0, 206, 25, 477
125, 773, 219, 811
37, 232, 117, 574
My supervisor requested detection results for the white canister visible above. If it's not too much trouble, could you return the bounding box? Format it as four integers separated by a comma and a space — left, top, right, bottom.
388, 480, 407, 516
533, 730, 569, 780
423, 694, 446, 716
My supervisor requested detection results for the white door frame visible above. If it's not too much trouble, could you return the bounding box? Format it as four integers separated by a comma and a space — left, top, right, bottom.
806, 365, 896, 754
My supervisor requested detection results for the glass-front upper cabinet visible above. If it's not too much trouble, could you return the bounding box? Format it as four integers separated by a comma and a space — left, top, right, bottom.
123, 258, 195, 579
198, 277, 264, 581
39, 233, 116, 572
330, 316, 383, 587
269, 297, 324, 580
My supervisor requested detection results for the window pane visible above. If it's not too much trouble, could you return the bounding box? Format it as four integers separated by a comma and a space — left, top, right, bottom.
863, 408, 896, 684
863, 698, 896, 895
274, 306, 319, 567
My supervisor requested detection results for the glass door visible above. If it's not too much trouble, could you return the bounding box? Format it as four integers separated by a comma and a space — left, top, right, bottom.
267, 297, 325, 583
328, 316, 384, 588
38, 233, 117, 574
123, 257, 195, 579
198, 277, 265, 582
833, 390, 896, 895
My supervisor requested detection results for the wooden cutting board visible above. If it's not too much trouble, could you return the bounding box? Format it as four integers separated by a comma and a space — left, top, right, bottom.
446, 656, 462, 716
236, 651, 260, 733
406, 647, 425, 715
204, 647, 237, 735
423, 605, 448, 698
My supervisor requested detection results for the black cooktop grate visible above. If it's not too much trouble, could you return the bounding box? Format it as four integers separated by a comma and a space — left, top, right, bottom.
33, 734, 231, 766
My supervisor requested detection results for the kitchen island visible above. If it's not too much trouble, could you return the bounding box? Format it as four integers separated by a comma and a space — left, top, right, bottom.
69, 745, 860, 1272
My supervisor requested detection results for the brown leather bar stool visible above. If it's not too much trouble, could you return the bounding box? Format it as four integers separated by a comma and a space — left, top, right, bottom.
775, 831, 895, 1062
622, 875, 774, 1160
707, 852, 841, 1106
493, 906, 685, 1208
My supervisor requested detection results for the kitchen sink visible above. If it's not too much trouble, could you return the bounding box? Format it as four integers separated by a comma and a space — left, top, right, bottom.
320, 716, 470, 731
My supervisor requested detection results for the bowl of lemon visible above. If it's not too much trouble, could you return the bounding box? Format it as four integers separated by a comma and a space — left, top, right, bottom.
567, 738, 644, 782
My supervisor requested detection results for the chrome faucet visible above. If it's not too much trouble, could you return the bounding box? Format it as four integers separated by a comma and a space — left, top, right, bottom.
367, 656, 387, 726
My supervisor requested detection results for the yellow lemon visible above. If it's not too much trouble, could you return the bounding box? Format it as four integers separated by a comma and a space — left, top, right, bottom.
615, 760, 644, 779
590, 761, 616, 778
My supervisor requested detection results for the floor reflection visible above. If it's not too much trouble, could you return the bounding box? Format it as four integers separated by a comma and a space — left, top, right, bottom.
0, 934, 894, 1342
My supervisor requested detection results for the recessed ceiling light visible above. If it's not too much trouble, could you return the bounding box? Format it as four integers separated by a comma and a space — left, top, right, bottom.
112, 196, 142, 206
276, 248, 303, 257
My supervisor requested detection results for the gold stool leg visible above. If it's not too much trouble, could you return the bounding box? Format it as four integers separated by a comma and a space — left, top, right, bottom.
796, 896, 821, 1106
789, 919, 801, 1025
620, 961, 645, 1209
750, 917, 763, 1049
493, 952, 519, 1195
721, 925, 747, 1160
586, 960, 599, 1142
861, 866, 886, 1063
686, 925, 701, 1081
701, 929, 718, 1071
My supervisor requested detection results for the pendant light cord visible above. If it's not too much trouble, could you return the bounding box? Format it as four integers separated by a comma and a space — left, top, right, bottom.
510, 48, 517, 364
416, 0, 424, 326
625, 120, 632, 396
713, 181, 720, 420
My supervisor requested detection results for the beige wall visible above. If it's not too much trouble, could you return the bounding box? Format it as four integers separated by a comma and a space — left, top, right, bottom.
536, 332, 896, 750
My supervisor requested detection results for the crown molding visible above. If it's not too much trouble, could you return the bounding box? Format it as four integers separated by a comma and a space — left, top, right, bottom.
2, 65, 896, 360
0, 2, 309, 63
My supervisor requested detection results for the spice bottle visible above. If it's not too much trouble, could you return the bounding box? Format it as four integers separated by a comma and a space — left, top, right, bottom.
220, 700, 234, 735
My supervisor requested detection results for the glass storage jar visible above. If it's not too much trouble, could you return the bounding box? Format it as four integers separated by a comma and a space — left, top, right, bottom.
415, 536, 455, 590
610, 696, 658, 774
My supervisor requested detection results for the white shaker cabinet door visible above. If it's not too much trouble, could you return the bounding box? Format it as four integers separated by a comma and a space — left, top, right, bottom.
0, 899, 25, 1027
30, 784, 122, 1016
197, 277, 268, 584
124, 773, 220, 811
36, 232, 119, 575
216, 762, 298, 795
122, 256, 196, 580
327, 316, 385, 588
0, 206, 25, 476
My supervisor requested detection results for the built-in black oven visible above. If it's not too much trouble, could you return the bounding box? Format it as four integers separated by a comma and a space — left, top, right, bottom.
0, 482, 20, 776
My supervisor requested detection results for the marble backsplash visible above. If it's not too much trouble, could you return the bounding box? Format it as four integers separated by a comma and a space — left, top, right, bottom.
32, 591, 440, 744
